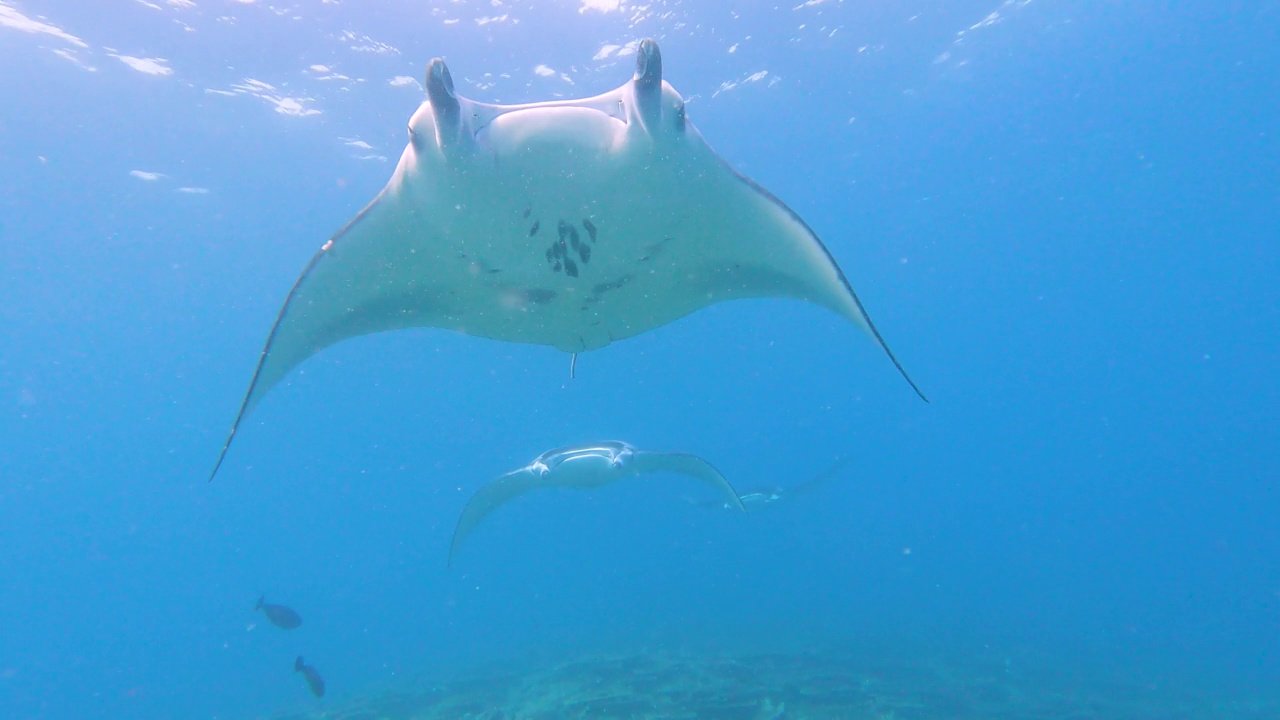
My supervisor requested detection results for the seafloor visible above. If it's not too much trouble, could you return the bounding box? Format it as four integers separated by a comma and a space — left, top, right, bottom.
267, 641, 1276, 720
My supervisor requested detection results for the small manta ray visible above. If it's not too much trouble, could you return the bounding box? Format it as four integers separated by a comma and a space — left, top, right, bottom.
208, 38, 926, 481
254, 595, 302, 630
294, 656, 325, 698
449, 441, 746, 565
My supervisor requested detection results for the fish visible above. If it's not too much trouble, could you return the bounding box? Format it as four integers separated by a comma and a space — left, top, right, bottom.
254, 595, 302, 630
294, 656, 325, 698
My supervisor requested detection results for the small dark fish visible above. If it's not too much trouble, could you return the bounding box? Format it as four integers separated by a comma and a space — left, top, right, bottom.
294, 656, 326, 698
255, 595, 302, 630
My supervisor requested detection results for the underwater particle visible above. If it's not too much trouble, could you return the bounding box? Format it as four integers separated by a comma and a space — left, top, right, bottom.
255, 595, 302, 629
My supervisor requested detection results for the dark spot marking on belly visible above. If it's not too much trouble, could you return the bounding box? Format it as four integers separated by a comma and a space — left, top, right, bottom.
523, 288, 556, 304
529, 220, 540, 237
544, 222, 583, 277
582, 218, 598, 243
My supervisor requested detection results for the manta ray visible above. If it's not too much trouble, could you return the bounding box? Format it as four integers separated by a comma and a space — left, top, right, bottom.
208, 39, 924, 481
449, 441, 746, 565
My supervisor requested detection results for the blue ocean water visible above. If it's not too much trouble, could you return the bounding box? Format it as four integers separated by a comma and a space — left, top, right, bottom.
1, 1, 1277, 718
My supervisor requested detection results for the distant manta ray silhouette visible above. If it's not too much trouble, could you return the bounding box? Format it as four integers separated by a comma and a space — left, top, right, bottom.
208, 39, 925, 481
449, 441, 747, 565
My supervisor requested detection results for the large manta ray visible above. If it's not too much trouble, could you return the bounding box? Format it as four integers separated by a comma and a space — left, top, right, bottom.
209, 39, 924, 480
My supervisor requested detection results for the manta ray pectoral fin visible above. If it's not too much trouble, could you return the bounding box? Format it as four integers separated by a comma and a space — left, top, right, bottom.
449, 469, 541, 566
708, 167, 929, 403
207, 190, 423, 482
206, 242, 332, 483
631, 451, 747, 513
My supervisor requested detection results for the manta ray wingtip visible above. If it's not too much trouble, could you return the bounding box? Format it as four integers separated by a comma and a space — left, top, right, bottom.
899, 366, 929, 403
883, 349, 928, 403
207, 439, 232, 482
852, 297, 929, 403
